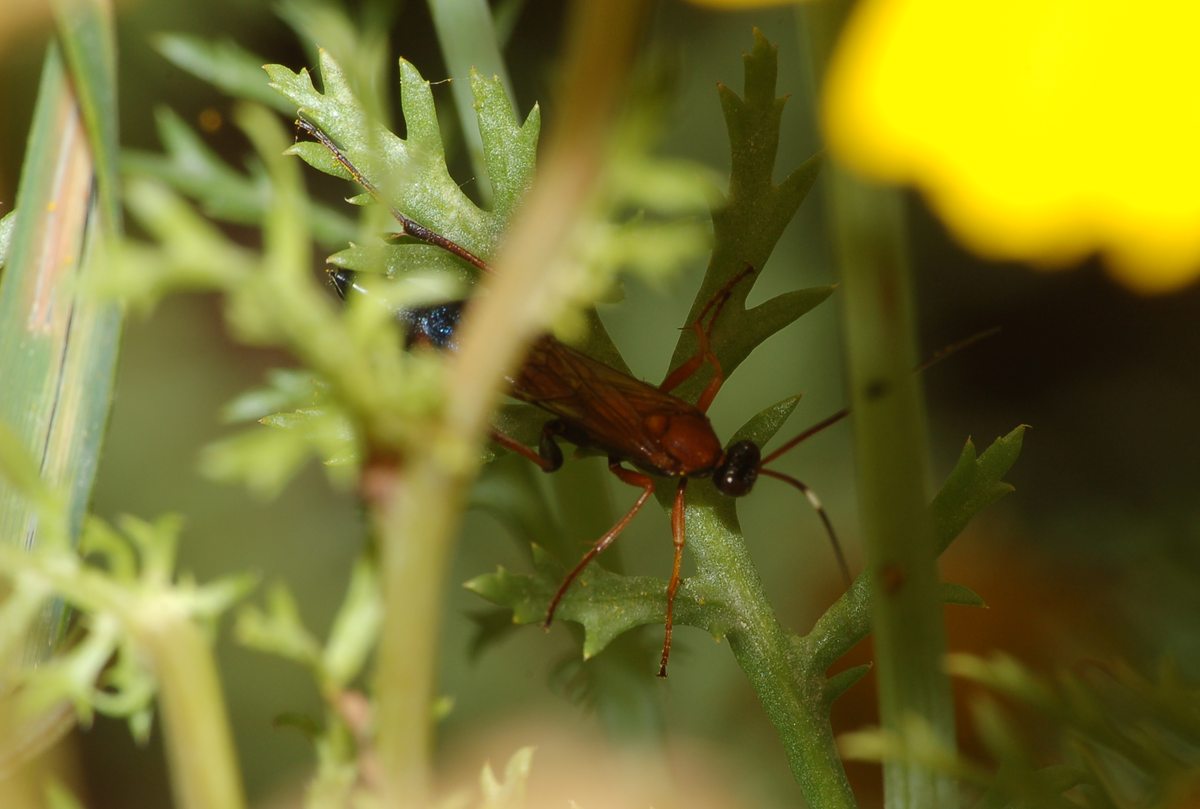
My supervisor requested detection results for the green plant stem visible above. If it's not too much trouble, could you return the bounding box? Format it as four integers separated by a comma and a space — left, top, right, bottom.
143, 617, 247, 809
426, 0, 515, 206
372, 466, 460, 807
370, 2, 645, 802
687, 495, 858, 808
831, 178, 957, 809
800, 4, 959, 805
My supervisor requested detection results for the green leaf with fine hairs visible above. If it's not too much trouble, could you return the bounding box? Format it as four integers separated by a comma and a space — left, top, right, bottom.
469, 68, 536, 216
266, 50, 539, 264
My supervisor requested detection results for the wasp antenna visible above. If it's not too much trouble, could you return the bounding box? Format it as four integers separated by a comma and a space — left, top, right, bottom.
915, 326, 1001, 375
761, 407, 850, 467
759, 468, 851, 586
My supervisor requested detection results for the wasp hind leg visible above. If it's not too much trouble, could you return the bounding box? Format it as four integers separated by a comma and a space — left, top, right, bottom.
489, 428, 560, 472
658, 265, 756, 412
543, 461, 655, 627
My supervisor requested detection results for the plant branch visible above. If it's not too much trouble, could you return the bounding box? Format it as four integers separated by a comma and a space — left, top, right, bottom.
829, 140, 958, 809
142, 617, 246, 809
685, 490, 858, 808
371, 2, 646, 804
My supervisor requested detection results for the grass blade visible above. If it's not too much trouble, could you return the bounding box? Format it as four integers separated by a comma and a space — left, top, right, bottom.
0, 3, 123, 662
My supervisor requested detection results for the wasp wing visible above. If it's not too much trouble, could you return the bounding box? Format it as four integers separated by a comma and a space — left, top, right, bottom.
510, 336, 708, 471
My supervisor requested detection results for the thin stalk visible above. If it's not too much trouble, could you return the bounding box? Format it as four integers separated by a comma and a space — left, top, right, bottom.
686, 496, 857, 808
830, 140, 958, 809
371, 465, 460, 807
426, 0, 515, 206
801, 4, 960, 806
143, 617, 247, 809
371, 2, 646, 803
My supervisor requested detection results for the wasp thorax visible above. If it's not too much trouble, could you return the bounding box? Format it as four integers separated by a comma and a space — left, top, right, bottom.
713, 440, 760, 497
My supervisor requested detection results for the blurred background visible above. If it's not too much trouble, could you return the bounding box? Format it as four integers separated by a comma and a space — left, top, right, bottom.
3, 1, 1199, 807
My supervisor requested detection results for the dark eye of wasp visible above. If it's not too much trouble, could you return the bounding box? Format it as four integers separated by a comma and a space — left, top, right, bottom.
713, 440, 761, 497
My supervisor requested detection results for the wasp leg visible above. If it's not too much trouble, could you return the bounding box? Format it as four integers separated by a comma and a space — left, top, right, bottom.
537, 420, 566, 472
659, 265, 756, 412
544, 461, 655, 629
489, 429, 559, 472
658, 478, 689, 677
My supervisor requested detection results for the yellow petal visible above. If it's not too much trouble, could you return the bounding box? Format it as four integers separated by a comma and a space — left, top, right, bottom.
822, 0, 1200, 293
684, 0, 806, 7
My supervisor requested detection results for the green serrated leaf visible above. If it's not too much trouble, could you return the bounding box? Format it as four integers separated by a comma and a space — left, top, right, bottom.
470, 68, 540, 217
806, 427, 1024, 673
187, 572, 260, 623
467, 546, 727, 660
664, 31, 826, 405
117, 513, 183, 584
92, 640, 157, 718
266, 51, 513, 262
932, 426, 1026, 554
429, 0, 513, 205
200, 428, 320, 499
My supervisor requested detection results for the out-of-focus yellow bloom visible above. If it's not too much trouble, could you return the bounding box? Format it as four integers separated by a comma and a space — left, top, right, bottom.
822, 0, 1200, 293
684, 0, 803, 7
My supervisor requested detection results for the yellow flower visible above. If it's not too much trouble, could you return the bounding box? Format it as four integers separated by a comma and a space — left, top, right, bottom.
822, 0, 1200, 293
683, 0, 802, 6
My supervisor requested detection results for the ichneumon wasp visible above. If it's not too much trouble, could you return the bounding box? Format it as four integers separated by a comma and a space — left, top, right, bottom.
300, 117, 849, 677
